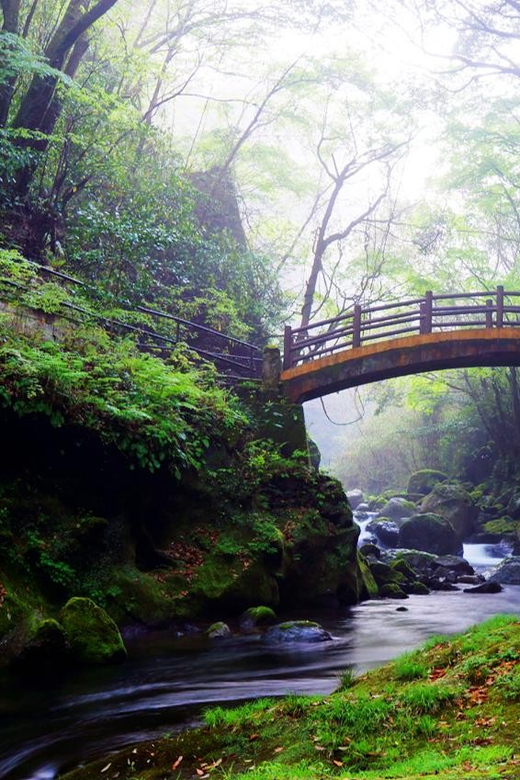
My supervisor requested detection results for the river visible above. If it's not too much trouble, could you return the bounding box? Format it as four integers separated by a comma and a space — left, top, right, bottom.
1, 541, 518, 780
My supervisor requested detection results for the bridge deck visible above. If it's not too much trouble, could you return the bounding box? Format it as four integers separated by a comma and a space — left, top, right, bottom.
281, 328, 520, 403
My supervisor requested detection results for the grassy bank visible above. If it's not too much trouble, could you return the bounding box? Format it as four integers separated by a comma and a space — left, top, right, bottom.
63, 614, 520, 780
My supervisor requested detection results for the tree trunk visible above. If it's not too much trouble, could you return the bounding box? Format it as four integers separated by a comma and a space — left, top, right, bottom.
0, 0, 21, 125
11, 0, 119, 196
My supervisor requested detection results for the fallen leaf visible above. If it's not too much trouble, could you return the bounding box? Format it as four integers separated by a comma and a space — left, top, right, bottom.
249, 734, 260, 741
333, 760, 343, 767
274, 747, 284, 754
172, 756, 183, 770
101, 764, 112, 773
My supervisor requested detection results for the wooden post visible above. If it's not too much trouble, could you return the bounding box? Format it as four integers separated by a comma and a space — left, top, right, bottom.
283, 325, 293, 370
420, 291, 433, 334
353, 304, 362, 348
497, 285, 504, 328
486, 299, 493, 328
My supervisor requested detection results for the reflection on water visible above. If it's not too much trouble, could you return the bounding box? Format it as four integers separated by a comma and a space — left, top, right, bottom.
2, 586, 520, 780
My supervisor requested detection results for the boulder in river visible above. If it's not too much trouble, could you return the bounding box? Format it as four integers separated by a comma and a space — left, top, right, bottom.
240, 606, 277, 629
488, 556, 520, 584
463, 582, 503, 594
376, 497, 416, 521
433, 555, 474, 576
420, 483, 477, 540
398, 513, 462, 556
60, 597, 127, 665
265, 620, 332, 643
347, 489, 364, 510
365, 518, 401, 548
407, 469, 448, 496
379, 583, 408, 599
206, 621, 232, 639
359, 543, 381, 559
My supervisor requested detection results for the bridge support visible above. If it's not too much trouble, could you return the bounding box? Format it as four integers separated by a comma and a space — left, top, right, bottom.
262, 345, 282, 398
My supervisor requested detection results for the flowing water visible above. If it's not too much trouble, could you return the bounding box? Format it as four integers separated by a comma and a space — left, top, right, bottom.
1, 523, 517, 780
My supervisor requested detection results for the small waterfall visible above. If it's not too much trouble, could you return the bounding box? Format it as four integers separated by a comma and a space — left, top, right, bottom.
463, 541, 512, 572
353, 509, 378, 546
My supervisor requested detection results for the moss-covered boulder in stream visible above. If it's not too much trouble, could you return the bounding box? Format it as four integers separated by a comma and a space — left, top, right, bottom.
240, 606, 277, 628
60, 597, 127, 664
407, 469, 448, 496
420, 483, 477, 540
398, 513, 462, 555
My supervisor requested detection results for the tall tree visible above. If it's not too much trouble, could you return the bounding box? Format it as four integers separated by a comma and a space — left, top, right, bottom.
8, 0, 120, 197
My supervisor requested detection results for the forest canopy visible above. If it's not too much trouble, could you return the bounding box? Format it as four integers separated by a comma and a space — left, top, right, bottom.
3, 0, 520, 484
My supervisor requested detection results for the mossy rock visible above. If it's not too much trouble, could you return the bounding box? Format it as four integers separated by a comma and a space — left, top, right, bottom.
369, 561, 406, 586
193, 556, 279, 611
409, 581, 430, 595
407, 469, 448, 496
241, 606, 277, 627
357, 552, 378, 598
206, 622, 231, 639
265, 620, 332, 643
398, 513, 462, 556
109, 566, 190, 625
420, 483, 477, 539
390, 558, 417, 581
60, 597, 127, 665
482, 516, 520, 536
379, 583, 408, 599
15, 617, 69, 669
377, 498, 416, 521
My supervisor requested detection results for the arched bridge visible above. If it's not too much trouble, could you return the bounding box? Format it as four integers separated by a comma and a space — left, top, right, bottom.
281, 288, 520, 403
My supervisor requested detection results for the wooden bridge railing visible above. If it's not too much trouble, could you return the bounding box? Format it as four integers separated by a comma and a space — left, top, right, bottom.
283, 287, 520, 370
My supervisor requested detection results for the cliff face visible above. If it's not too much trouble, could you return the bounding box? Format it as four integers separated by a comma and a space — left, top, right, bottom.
0, 404, 368, 666
190, 167, 247, 247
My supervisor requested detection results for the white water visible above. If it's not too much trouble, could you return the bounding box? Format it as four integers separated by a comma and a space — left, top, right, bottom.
463, 542, 511, 571
354, 511, 511, 574
354, 511, 378, 546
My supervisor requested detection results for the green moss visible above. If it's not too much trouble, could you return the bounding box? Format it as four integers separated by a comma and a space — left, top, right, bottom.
410, 581, 430, 595
242, 606, 277, 625
482, 516, 520, 535
60, 597, 127, 665
408, 469, 449, 495
379, 582, 408, 598
358, 552, 379, 597
390, 558, 417, 580
278, 620, 320, 630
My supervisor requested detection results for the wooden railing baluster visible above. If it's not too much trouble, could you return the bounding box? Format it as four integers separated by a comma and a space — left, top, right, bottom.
353, 304, 362, 348
486, 299, 493, 329
497, 286, 504, 328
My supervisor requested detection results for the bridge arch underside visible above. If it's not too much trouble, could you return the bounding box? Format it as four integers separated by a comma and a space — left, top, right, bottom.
281, 329, 520, 404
